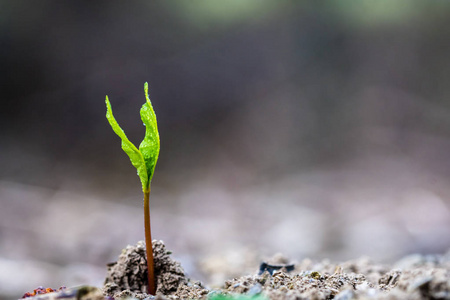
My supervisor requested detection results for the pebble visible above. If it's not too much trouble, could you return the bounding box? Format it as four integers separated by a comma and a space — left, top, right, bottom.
334, 289, 354, 300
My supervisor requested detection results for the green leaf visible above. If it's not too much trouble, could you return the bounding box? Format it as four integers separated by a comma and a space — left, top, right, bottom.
105, 96, 149, 192
139, 82, 160, 183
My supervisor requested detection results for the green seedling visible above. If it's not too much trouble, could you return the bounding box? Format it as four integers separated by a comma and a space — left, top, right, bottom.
105, 82, 160, 295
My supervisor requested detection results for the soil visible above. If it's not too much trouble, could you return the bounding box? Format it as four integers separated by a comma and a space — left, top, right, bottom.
104, 241, 190, 299
101, 241, 450, 300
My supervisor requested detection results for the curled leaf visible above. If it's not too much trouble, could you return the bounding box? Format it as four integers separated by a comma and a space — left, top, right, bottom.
139, 82, 160, 183
105, 96, 149, 192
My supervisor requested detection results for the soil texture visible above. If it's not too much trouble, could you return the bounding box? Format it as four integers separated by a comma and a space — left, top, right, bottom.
103, 241, 191, 299
102, 241, 450, 300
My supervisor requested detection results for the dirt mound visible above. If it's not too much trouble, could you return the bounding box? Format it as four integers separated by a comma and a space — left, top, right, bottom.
103, 240, 198, 299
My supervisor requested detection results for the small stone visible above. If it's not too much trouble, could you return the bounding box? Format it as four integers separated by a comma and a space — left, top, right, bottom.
334, 289, 354, 300
408, 276, 433, 292
247, 283, 262, 296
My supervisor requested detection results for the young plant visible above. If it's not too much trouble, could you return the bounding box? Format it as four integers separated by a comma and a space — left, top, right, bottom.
105, 82, 160, 295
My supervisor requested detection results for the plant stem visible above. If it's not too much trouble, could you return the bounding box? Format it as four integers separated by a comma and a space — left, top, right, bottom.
144, 189, 156, 295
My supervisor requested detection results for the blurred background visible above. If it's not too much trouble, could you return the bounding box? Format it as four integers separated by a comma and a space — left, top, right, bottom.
1, 0, 450, 298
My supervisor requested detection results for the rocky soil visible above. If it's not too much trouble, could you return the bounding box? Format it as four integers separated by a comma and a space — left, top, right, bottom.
101, 241, 450, 300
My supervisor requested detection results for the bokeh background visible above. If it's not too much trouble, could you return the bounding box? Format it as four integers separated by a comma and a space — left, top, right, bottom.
2, 1, 450, 298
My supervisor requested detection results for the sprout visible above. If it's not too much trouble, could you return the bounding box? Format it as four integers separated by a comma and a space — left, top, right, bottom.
105, 82, 160, 295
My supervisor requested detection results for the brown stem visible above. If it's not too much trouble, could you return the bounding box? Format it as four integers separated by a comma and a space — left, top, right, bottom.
144, 190, 156, 295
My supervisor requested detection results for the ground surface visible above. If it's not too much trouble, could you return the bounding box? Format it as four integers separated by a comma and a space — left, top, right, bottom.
2, 159, 450, 299
101, 241, 450, 300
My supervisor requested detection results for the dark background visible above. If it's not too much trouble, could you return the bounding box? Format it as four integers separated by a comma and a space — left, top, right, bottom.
1, 1, 450, 298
